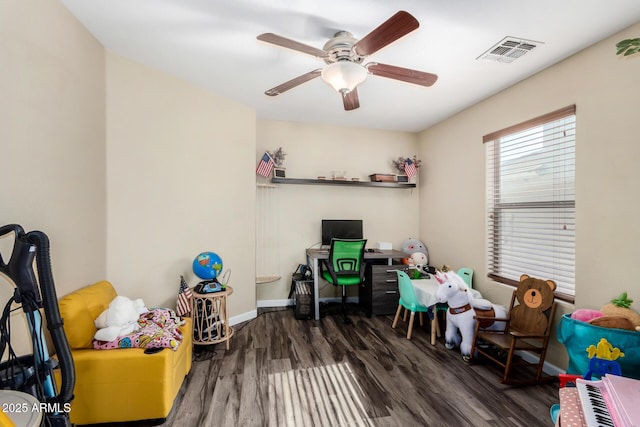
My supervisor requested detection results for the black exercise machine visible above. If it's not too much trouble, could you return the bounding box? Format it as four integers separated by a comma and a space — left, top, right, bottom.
0, 224, 75, 426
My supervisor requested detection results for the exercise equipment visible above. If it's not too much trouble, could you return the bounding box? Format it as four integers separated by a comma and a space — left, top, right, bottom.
0, 224, 75, 427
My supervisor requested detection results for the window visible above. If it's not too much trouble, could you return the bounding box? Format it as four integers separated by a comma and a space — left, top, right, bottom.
485, 105, 575, 299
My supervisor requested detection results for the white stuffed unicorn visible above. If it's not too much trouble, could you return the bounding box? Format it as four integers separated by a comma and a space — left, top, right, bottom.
434, 270, 507, 360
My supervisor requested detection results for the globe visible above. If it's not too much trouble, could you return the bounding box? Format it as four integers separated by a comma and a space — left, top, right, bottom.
192, 252, 223, 280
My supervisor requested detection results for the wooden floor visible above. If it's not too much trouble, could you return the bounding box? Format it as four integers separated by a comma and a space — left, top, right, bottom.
119, 307, 560, 427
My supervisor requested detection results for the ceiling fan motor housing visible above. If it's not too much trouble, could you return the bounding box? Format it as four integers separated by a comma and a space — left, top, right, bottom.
322, 31, 364, 64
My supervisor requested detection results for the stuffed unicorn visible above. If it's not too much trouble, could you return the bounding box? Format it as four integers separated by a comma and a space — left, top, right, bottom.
435, 270, 507, 360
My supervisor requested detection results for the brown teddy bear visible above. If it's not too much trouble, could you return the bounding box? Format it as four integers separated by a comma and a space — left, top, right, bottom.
511, 274, 557, 335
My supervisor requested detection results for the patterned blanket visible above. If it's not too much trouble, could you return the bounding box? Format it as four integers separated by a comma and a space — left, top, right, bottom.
93, 308, 185, 351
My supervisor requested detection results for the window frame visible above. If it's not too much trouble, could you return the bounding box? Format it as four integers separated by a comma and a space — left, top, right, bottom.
484, 105, 576, 303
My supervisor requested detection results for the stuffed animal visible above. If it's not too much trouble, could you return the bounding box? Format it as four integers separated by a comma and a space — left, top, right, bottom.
434, 270, 507, 360
511, 274, 557, 335
570, 293, 640, 332
588, 293, 640, 332
401, 238, 429, 266
409, 252, 428, 270
571, 309, 604, 323
94, 295, 148, 342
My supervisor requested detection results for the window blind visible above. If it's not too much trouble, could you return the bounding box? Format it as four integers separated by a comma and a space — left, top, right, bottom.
485, 105, 576, 298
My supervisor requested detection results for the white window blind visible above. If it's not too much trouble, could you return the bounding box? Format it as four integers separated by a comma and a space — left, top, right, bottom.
485, 105, 576, 298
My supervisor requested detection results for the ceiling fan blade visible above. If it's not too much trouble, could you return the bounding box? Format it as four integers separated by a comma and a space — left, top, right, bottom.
257, 33, 328, 58
353, 11, 419, 56
264, 69, 322, 96
342, 88, 360, 111
366, 63, 438, 87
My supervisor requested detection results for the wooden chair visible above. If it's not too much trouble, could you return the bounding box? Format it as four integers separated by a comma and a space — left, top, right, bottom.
468, 274, 558, 385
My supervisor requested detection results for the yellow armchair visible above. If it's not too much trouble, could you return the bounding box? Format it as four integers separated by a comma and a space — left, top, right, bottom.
57, 281, 192, 425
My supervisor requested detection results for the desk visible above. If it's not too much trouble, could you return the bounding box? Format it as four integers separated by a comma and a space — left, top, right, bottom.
409, 278, 440, 345
306, 248, 406, 320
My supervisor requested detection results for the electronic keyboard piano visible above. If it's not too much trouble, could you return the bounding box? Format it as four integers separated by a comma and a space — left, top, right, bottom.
559, 375, 640, 427
575, 379, 616, 427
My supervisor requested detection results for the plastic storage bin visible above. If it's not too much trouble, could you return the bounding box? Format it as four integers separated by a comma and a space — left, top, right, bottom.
557, 313, 640, 379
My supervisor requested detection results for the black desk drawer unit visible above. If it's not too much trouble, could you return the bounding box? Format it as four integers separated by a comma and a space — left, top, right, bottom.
360, 264, 408, 317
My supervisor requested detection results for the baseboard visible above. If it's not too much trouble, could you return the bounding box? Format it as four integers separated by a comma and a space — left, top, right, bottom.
257, 296, 360, 308
257, 299, 293, 308
516, 350, 565, 376
229, 309, 257, 326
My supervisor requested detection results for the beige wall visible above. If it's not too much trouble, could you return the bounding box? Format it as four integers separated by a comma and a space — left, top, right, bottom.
417, 22, 640, 369
0, 0, 106, 352
256, 120, 420, 302
105, 52, 257, 319
4, 0, 638, 371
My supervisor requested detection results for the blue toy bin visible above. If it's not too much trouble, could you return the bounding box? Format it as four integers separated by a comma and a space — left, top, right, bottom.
557, 313, 640, 379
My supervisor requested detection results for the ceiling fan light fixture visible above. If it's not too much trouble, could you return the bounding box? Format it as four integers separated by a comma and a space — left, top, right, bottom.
321, 61, 367, 94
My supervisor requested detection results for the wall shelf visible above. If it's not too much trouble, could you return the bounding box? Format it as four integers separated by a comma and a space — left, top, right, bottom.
271, 177, 415, 188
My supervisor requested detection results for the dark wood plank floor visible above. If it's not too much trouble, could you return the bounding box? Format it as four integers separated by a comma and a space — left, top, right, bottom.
103, 307, 560, 426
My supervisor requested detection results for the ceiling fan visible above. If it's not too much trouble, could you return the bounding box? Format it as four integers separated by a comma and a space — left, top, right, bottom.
257, 10, 438, 111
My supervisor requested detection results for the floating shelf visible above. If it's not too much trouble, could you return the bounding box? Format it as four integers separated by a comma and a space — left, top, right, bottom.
271, 177, 416, 188
256, 275, 281, 284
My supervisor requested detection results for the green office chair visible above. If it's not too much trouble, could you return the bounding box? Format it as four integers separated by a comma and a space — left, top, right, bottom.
392, 270, 432, 340
320, 238, 367, 324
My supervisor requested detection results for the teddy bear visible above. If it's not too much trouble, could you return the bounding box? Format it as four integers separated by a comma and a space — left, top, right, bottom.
94, 295, 148, 342
510, 274, 557, 335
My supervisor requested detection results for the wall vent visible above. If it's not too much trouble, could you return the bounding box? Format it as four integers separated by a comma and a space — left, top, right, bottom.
477, 37, 543, 63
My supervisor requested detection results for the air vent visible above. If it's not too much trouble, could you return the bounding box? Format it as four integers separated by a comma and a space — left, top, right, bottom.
477, 37, 542, 63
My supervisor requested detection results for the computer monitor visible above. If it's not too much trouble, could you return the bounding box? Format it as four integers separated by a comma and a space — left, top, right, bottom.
321, 220, 363, 246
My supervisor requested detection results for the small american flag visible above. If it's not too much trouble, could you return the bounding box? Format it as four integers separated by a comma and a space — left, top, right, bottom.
404, 158, 418, 179
176, 275, 192, 317
256, 152, 274, 177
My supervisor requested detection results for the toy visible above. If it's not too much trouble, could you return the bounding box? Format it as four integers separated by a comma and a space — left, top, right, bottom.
434, 270, 507, 360
94, 295, 148, 342
571, 308, 604, 322
586, 337, 625, 361
401, 238, 428, 256
588, 292, 640, 332
409, 252, 428, 270
511, 274, 557, 335
557, 337, 624, 389
401, 238, 429, 265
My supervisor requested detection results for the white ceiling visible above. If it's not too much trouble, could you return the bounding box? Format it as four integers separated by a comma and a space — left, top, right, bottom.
60, 0, 640, 133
